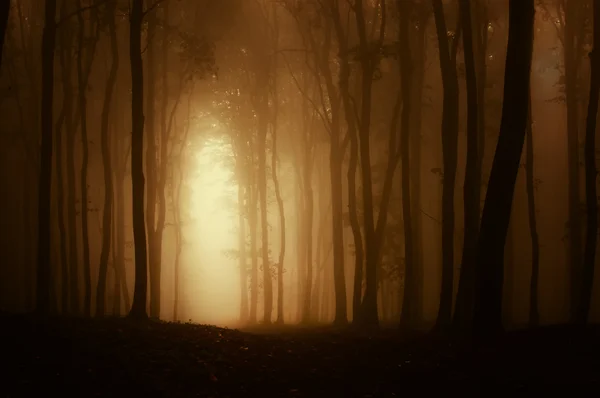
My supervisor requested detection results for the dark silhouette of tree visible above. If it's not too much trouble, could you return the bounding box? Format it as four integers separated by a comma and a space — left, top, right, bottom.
577, 0, 600, 324
473, 0, 535, 337
526, 94, 540, 327
128, 0, 149, 320
432, 0, 460, 331
0, 0, 9, 67
96, 0, 119, 317
36, 0, 58, 315
454, 0, 479, 331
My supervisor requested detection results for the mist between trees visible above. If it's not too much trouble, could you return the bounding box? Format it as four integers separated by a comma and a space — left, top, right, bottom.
0, 0, 599, 336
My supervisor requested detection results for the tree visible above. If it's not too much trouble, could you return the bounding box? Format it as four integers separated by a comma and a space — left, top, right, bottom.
454, 0, 479, 331
128, 0, 149, 320
0, 0, 9, 68
96, 0, 119, 317
473, 0, 535, 336
36, 0, 58, 315
577, 0, 600, 324
526, 94, 540, 327
432, 0, 460, 331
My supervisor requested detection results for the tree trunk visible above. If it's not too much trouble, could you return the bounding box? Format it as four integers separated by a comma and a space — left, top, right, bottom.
96, 1, 119, 317
526, 95, 540, 327
249, 183, 259, 323
258, 85, 273, 324
0, 0, 9, 68
577, 1, 600, 324
473, 0, 535, 337
56, 51, 69, 314
564, 1, 584, 322
145, 10, 159, 320
237, 181, 248, 323
272, 106, 286, 325
398, 0, 414, 329
128, 0, 149, 320
432, 0, 460, 331
302, 141, 314, 324
454, 0, 479, 331
76, 0, 97, 317
36, 0, 57, 315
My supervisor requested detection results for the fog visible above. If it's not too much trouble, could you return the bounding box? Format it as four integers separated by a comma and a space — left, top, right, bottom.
0, 0, 599, 332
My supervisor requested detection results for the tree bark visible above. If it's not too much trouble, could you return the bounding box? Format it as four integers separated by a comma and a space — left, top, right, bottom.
473, 0, 535, 337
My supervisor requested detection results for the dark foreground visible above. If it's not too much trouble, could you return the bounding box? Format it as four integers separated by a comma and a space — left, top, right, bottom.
2, 315, 599, 397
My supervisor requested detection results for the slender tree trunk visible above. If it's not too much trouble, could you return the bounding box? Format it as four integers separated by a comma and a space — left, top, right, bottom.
577, 2, 600, 324
36, 0, 57, 315
302, 142, 314, 323
145, 10, 159, 319
96, 1, 119, 317
432, 0, 460, 331
258, 86, 273, 324
237, 181, 248, 323
272, 111, 286, 325
454, 0, 479, 331
55, 62, 69, 314
473, 0, 535, 337
128, 0, 149, 320
173, 90, 192, 321
398, 0, 414, 328
249, 184, 259, 323
76, 0, 95, 317
526, 95, 540, 327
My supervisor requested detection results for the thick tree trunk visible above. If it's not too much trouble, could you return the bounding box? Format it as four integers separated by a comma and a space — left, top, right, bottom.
36, 0, 57, 315
577, 2, 600, 324
526, 95, 540, 327
473, 0, 535, 337
128, 0, 149, 320
96, 1, 119, 317
454, 0, 479, 331
432, 0, 460, 331
302, 142, 314, 323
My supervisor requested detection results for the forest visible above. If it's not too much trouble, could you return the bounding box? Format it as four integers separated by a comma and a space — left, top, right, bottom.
1, 0, 600, 395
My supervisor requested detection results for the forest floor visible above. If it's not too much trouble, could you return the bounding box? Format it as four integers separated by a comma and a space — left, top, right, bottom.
2, 314, 600, 397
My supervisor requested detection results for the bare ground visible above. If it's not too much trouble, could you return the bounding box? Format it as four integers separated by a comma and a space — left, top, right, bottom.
2, 314, 599, 397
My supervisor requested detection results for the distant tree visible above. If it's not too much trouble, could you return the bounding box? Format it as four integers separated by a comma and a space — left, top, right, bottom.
473, 0, 535, 336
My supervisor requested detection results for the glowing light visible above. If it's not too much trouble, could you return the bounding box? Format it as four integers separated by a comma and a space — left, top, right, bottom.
182, 136, 240, 326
